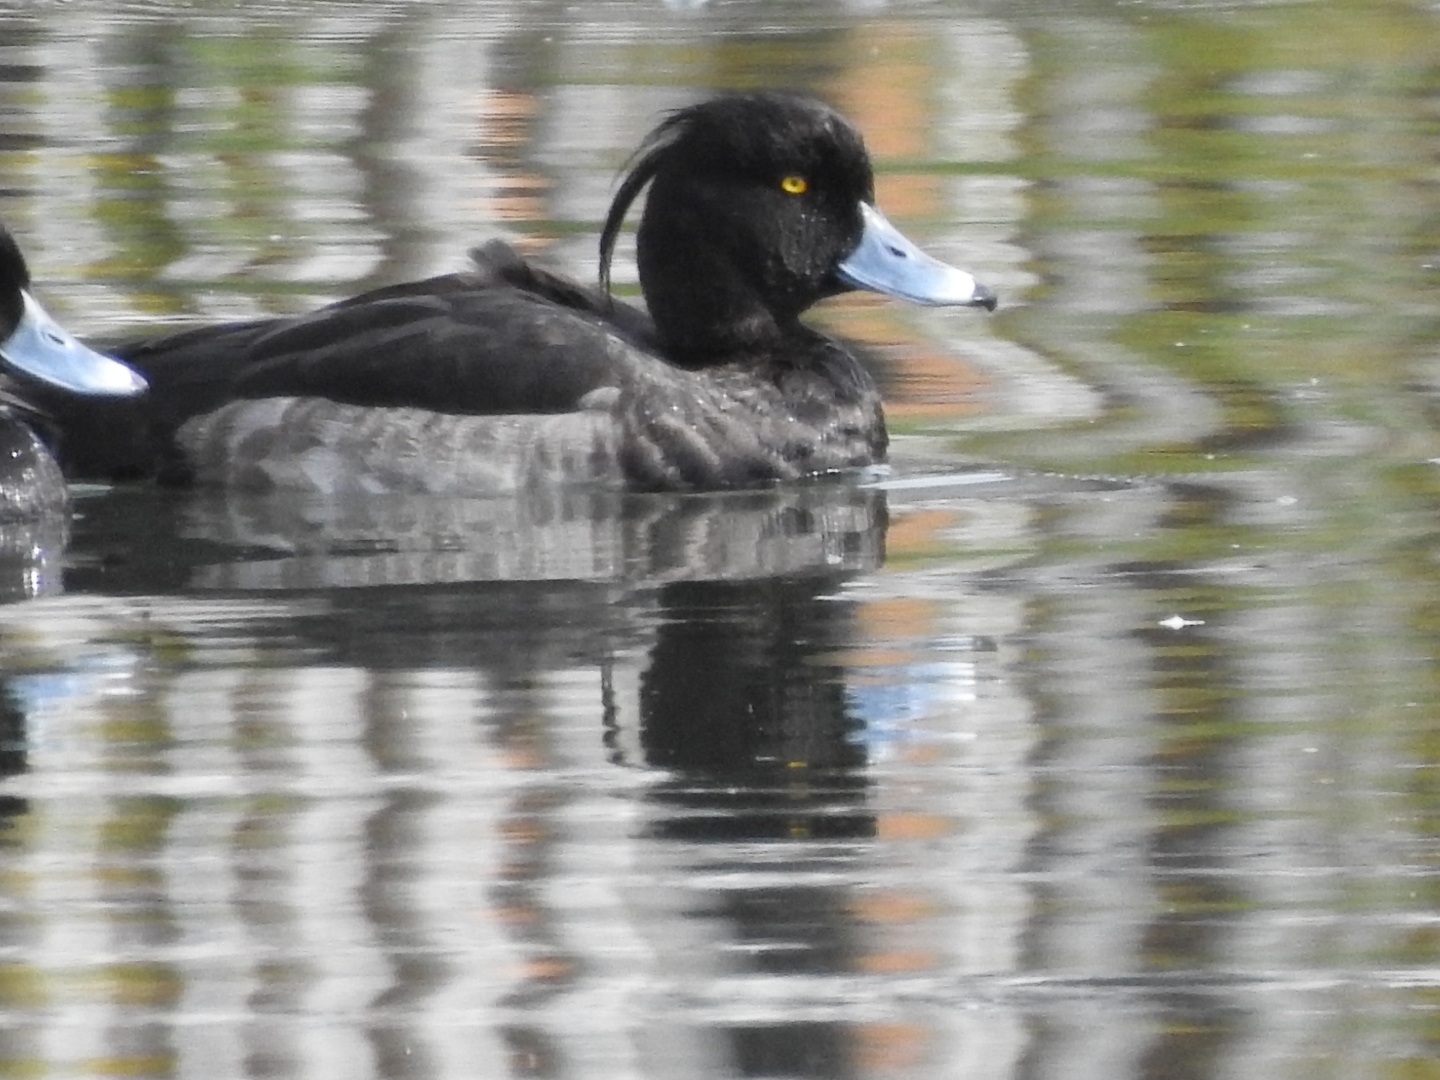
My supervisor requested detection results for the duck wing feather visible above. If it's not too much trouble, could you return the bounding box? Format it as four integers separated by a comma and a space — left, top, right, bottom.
117, 240, 659, 424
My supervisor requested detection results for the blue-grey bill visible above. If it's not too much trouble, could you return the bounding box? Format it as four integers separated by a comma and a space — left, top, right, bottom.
1, 291, 148, 396
837, 202, 997, 310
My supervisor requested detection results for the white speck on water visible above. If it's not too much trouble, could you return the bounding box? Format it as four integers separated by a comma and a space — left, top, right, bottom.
1159, 614, 1205, 630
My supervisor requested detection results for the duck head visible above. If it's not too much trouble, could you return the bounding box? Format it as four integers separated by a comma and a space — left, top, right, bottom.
599, 92, 996, 361
0, 224, 147, 397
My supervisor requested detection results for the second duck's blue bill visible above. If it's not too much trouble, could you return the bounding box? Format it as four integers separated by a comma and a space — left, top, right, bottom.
1, 292, 148, 397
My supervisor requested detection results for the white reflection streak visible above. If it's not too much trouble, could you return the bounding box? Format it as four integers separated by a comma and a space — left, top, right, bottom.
536, 665, 655, 1074
1008, 20, 1181, 1079
405, 18, 510, 278
26, 27, 128, 332
934, 20, 1103, 433
281, 667, 389, 1079
28, 694, 118, 1072
922, 20, 1036, 1080
164, 668, 254, 1078
388, 670, 516, 1076
162, 665, 390, 1079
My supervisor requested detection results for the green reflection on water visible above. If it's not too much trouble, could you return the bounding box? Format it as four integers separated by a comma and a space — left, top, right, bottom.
961, 1, 1440, 479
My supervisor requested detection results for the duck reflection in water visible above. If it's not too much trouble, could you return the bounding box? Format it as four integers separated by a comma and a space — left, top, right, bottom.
0, 487, 892, 1078
637, 573, 879, 1078
640, 577, 873, 840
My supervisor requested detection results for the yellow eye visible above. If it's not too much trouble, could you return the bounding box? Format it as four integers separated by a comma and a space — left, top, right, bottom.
780, 175, 808, 195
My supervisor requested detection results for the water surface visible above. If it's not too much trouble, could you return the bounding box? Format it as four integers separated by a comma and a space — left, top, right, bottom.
2, 1, 1439, 1077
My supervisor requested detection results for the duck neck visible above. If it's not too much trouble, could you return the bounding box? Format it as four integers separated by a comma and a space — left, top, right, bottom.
637, 201, 796, 367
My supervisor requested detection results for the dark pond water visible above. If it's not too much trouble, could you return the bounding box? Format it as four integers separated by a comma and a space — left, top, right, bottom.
3, 0, 1440, 1076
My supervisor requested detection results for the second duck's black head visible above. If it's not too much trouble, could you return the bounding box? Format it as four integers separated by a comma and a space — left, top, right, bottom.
599, 91, 995, 362
0, 227, 32, 343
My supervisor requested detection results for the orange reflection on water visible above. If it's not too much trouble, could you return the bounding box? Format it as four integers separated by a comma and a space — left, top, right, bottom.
854, 1021, 932, 1073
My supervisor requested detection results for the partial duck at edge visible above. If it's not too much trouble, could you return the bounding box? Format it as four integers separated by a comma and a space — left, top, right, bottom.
0, 223, 147, 517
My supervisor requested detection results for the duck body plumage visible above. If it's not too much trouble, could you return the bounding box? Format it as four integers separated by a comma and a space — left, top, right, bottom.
61, 92, 994, 495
